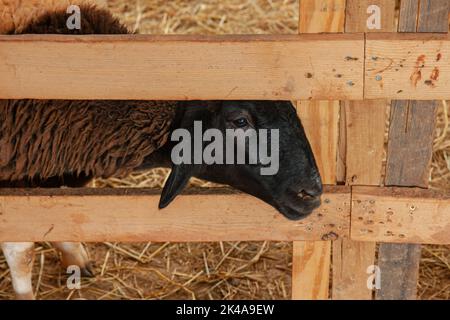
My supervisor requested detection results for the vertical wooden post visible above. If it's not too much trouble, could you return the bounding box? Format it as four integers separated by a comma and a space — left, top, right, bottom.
292, 0, 345, 300
331, 0, 395, 300
376, 0, 448, 300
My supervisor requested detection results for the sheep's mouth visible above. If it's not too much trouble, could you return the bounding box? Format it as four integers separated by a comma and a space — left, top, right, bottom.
275, 189, 322, 220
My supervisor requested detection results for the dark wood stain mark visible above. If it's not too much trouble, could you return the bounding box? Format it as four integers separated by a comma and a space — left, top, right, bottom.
43, 224, 55, 238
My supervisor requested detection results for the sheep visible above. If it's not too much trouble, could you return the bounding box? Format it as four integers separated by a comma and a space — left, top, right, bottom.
0, 4, 323, 299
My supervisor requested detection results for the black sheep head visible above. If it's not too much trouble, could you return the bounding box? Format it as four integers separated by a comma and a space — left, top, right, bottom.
159, 101, 323, 220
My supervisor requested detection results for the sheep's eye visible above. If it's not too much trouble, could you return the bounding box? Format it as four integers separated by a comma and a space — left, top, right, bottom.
233, 117, 249, 128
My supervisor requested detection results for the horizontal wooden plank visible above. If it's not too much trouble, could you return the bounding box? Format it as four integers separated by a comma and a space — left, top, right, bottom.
365, 33, 450, 99
0, 186, 351, 242
0, 34, 364, 100
351, 186, 450, 244
0, 186, 448, 243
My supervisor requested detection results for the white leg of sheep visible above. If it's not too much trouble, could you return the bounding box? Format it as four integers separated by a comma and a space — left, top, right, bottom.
52, 242, 94, 277
1, 242, 35, 300
1, 242, 93, 299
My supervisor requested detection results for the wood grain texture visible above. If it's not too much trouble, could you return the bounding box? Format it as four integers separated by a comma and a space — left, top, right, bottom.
344, 0, 393, 187
293, 0, 345, 301
299, 0, 346, 33
377, 243, 422, 300
377, 1, 448, 300
0, 186, 446, 243
0, 34, 364, 100
385, 100, 438, 187
344, 100, 387, 186
297, 101, 339, 183
398, 0, 419, 33
335, 0, 395, 301
417, 0, 449, 33
0, 186, 351, 242
345, 0, 396, 33
351, 186, 450, 245
365, 33, 450, 99
332, 239, 376, 299
292, 241, 331, 300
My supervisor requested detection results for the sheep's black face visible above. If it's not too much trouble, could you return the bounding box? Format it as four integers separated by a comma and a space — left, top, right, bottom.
159, 101, 323, 220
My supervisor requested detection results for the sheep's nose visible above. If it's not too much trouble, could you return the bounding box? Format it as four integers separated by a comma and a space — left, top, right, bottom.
305, 176, 323, 197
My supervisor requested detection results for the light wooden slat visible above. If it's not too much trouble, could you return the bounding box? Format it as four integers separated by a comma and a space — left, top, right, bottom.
331, 0, 395, 301
0, 34, 363, 100
297, 101, 339, 183
351, 186, 450, 245
365, 33, 450, 100
292, 0, 345, 301
299, 0, 346, 33
0, 186, 350, 242
343, 99, 387, 185
331, 239, 375, 300
4, 33, 450, 100
292, 241, 331, 300
0, 186, 447, 243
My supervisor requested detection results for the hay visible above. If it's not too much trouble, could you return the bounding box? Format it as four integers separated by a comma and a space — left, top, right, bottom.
0, 0, 448, 300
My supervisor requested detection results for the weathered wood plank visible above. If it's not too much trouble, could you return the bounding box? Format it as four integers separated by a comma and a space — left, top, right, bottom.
417, 0, 449, 33
398, 0, 419, 33
351, 186, 450, 245
385, 100, 438, 187
377, 243, 422, 300
0, 34, 364, 100
377, 0, 448, 300
0, 186, 351, 242
292, 241, 331, 300
365, 33, 450, 99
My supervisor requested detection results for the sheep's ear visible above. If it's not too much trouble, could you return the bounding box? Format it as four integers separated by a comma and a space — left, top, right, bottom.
159, 165, 193, 209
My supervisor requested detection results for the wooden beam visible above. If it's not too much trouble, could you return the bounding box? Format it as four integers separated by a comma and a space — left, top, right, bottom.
376, 244, 421, 300
351, 186, 450, 245
331, 238, 375, 300
0, 34, 363, 101
0, 186, 351, 242
365, 33, 450, 99
345, 0, 396, 33
331, 0, 395, 301
297, 101, 339, 183
292, 0, 346, 301
385, 100, 438, 187
343, 99, 387, 185
376, 0, 448, 300
292, 241, 331, 300
0, 186, 447, 243
299, 0, 346, 33
4, 33, 450, 100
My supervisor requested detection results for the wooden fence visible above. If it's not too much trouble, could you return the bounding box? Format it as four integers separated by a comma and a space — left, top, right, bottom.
0, 0, 449, 300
